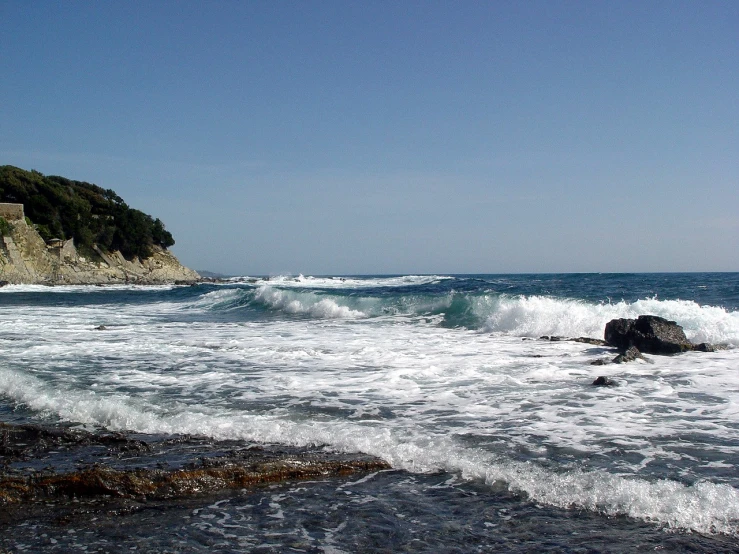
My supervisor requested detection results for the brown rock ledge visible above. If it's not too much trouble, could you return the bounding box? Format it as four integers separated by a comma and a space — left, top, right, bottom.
0, 422, 389, 505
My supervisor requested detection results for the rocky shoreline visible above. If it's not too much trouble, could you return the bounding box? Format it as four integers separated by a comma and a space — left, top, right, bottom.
0, 216, 199, 285
0, 420, 389, 526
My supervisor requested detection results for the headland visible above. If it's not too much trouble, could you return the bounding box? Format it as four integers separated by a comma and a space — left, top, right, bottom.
0, 166, 199, 285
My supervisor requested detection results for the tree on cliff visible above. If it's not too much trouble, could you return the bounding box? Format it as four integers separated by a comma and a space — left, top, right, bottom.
0, 165, 175, 259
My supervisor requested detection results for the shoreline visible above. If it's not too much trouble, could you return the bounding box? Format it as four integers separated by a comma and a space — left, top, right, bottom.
0, 419, 389, 514
2, 421, 738, 552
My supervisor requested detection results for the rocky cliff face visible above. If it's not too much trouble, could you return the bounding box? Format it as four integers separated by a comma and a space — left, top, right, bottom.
0, 220, 199, 285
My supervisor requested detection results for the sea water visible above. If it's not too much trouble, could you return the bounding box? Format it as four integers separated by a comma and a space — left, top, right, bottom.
1, 273, 739, 552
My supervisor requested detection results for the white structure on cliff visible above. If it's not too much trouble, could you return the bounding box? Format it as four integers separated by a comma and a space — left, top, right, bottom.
0, 203, 25, 222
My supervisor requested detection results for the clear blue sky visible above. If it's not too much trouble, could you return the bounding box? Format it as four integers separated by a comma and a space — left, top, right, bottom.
1, 1, 737, 275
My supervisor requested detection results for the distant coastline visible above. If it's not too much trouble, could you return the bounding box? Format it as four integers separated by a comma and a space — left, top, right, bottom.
0, 166, 199, 285
0, 214, 199, 285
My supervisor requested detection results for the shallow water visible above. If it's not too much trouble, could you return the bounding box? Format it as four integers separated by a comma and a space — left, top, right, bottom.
3, 471, 739, 553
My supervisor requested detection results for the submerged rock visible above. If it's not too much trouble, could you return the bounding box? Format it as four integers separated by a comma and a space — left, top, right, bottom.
592, 376, 617, 386
612, 345, 652, 364
0, 422, 390, 505
573, 337, 609, 346
693, 343, 728, 352
605, 315, 693, 354
0, 458, 389, 503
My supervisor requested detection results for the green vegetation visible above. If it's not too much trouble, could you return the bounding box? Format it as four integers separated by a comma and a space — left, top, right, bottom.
0, 216, 11, 236
0, 165, 175, 259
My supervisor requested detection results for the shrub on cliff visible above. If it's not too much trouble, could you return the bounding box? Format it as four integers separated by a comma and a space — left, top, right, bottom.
0, 216, 11, 236
0, 166, 175, 259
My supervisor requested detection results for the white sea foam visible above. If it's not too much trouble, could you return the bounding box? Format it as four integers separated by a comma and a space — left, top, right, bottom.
190, 288, 245, 310
252, 285, 367, 318
189, 285, 371, 318
247, 274, 454, 289
2, 365, 738, 536
0, 283, 177, 294
2, 280, 739, 536
479, 295, 739, 345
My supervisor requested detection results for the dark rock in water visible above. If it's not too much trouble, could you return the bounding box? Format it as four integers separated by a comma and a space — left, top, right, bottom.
573, 337, 609, 346
0, 280, 9, 287
693, 342, 728, 352
592, 376, 617, 386
604, 318, 634, 350
540, 336, 564, 341
94, 325, 107, 331
590, 358, 610, 366
612, 345, 651, 364
605, 315, 693, 355
0, 458, 388, 503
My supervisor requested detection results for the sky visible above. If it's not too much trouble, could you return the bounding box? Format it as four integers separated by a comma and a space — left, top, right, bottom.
1, 1, 737, 275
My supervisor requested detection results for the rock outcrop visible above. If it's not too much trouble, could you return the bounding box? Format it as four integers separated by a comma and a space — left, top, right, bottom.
0, 422, 389, 506
612, 345, 652, 364
0, 219, 199, 285
604, 315, 693, 355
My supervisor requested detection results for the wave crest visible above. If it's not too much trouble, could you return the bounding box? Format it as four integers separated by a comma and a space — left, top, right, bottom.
477, 295, 739, 344
253, 285, 366, 318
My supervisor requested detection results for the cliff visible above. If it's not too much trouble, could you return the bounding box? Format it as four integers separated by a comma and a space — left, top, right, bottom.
0, 217, 199, 285
0, 165, 176, 260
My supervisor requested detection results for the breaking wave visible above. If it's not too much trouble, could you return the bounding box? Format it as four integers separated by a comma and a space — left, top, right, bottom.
477, 295, 739, 345
2, 366, 738, 536
190, 285, 739, 343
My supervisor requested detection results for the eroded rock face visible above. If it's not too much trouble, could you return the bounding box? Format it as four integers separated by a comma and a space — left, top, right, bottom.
0, 222, 199, 285
604, 315, 693, 355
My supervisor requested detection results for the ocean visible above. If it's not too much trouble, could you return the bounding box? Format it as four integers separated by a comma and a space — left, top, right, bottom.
1, 273, 739, 552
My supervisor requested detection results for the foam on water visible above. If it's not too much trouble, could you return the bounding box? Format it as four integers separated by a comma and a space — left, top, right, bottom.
193, 285, 455, 320
193, 283, 739, 343
474, 295, 739, 344
0, 283, 177, 294
2, 274, 739, 537
252, 285, 366, 318
2, 365, 739, 536
245, 274, 455, 289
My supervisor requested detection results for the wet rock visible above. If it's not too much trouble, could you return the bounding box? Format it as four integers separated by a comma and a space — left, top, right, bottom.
592, 376, 617, 386
605, 315, 693, 354
590, 358, 610, 366
612, 345, 651, 364
94, 325, 107, 331
693, 343, 728, 352
0, 458, 389, 503
604, 318, 633, 349
0, 422, 390, 505
0, 423, 149, 461
573, 337, 609, 346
